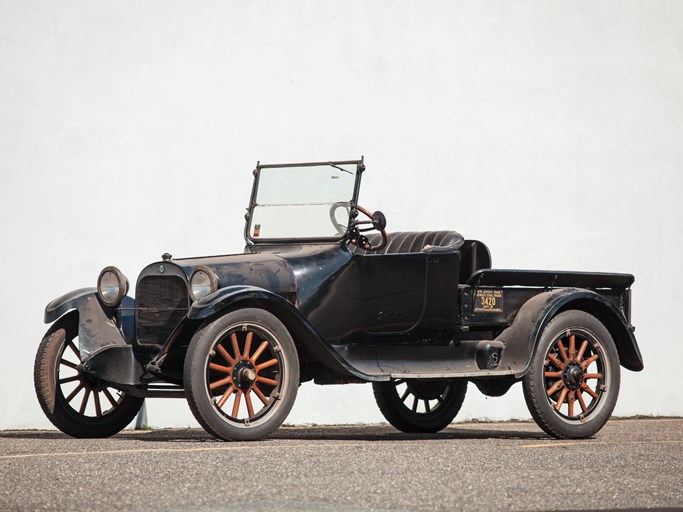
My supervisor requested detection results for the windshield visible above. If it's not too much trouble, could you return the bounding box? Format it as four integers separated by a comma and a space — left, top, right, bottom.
246, 160, 362, 242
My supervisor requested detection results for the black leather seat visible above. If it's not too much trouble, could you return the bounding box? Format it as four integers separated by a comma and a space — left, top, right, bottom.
350, 230, 465, 255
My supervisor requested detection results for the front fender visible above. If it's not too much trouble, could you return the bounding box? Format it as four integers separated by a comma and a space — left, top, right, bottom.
188, 285, 289, 320
497, 288, 643, 378
187, 285, 381, 381
44, 289, 143, 384
45, 287, 97, 323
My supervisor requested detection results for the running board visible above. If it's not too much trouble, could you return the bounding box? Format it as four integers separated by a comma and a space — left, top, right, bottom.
331, 339, 515, 380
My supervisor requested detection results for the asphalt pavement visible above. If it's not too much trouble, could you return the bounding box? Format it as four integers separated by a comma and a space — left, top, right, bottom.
1, 418, 681, 512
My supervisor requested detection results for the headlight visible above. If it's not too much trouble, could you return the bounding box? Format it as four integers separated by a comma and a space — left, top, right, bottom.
97, 266, 128, 307
189, 266, 218, 301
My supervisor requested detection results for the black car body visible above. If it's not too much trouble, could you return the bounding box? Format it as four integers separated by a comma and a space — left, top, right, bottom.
35, 158, 643, 441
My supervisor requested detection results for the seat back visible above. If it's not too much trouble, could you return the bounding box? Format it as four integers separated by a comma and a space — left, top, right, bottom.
459, 239, 492, 283
351, 230, 465, 255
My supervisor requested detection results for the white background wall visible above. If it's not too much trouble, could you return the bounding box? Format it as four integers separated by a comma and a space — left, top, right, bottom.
1, 1, 681, 430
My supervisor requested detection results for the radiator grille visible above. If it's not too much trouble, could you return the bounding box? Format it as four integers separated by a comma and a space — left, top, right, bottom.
136, 275, 189, 344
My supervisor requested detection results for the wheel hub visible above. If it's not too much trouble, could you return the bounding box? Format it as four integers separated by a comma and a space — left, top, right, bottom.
232, 360, 257, 391
407, 380, 448, 400
563, 362, 584, 391
80, 368, 106, 391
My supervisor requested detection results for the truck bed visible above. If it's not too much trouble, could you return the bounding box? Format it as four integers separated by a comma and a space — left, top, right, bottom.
467, 269, 634, 290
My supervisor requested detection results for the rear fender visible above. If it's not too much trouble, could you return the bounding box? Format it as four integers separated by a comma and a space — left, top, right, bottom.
497, 288, 643, 378
187, 285, 379, 381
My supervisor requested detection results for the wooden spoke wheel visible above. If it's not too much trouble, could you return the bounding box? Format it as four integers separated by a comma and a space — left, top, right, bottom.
34, 312, 144, 438
372, 378, 467, 433
184, 308, 299, 441
523, 310, 620, 439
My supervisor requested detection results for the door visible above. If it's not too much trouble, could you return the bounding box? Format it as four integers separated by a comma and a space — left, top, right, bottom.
362, 253, 427, 334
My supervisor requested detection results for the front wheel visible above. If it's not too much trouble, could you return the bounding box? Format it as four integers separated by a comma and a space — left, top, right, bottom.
373, 378, 467, 433
34, 312, 144, 438
184, 308, 299, 441
523, 310, 620, 439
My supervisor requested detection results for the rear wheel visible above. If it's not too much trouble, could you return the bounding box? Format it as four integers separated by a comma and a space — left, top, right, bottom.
184, 308, 299, 441
523, 310, 620, 439
34, 313, 144, 438
373, 378, 467, 433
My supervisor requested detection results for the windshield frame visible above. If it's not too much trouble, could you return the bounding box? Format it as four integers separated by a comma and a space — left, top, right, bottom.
244, 158, 365, 245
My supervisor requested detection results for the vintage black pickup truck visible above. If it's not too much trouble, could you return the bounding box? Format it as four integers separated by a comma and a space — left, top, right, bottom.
35, 158, 643, 441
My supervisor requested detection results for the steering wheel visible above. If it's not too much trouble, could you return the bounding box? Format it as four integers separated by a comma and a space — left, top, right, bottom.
348, 205, 388, 252
329, 202, 351, 236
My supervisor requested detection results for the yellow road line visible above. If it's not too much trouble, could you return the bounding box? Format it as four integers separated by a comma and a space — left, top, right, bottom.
0, 442, 366, 461
2, 435, 681, 460
521, 440, 683, 449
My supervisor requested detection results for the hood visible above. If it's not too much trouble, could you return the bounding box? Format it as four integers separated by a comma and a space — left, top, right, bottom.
174, 252, 296, 295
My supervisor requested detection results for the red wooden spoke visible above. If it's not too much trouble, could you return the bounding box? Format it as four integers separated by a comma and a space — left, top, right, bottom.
581, 355, 599, 370
576, 340, 588, 362
567, 391, 575, 417
230, 333, 241, 359
253, 385, 270, 405
67, 341, 81, 360
250, 341, 269, 363
59, 375, 80, 385
209, 376, 232, 390
412, 396, 419, 412
217, 343, 235, 364
546, 379, 564, 396
94, 391, 102, 417
556, 340, 569, 362
400, 388, 410, 402
581, 383, 599, 399
209, 362, 231, 373
583, 373, 603, 380
577, 391, 588, 413
65, 383, 84, 404
548, 354, 564, 370
60, 359, 79, 370
555, 388, 569, 411
217, 385, 235, 408
568, 335, 576, 360
79, 389, 91, 415
243, 331, 253, 359
544, 371, 562, 378
424, 400, 431, 413
103, 388, 118, 407
245, 391, 255, 417
256, 376, 278, 387
232, 390, 242, 417
255, 358, 278, 372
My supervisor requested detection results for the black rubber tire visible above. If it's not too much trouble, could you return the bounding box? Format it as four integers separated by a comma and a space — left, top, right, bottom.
184, 308, 299, 441
34, 312, 144, 438
523, 310, 620, 439
373, 378, 467, 433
